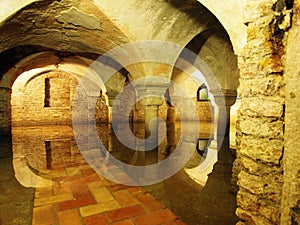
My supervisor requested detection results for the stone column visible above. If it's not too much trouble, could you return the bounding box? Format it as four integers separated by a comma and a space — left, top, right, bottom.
166, 106, 176, 124
211, 89, 237, 149
107, 96, 121, 124
144, 105, 160, 143
106, 96, 120, 153
135, 82, 169, 149
189, 89, 236, 184
0, 87, 12, 136
166, 106, 176, 148
135, 81, 169, 181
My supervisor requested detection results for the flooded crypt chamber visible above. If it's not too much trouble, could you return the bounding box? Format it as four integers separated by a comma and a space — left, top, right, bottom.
0, 0, 300, 225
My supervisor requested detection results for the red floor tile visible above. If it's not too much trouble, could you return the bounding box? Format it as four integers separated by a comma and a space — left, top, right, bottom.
84, 214, 109, 225
58, 209, 82, 225
57, 196, 96, 211
35, 187, 53, 198
106, 204, 146, 222
136, 193, 166, 211
81, 168, 96, 177
79, 173, 101, 183
54, 181, 71, 195
32, 204, 55, 225
54, 174, 82, 182
72, 181, 92, 199
113, 190, 139, 207
135, 209, 177, 225
127, 187, 146, 195
163, 219, 188, 225
112, 219, 135, 225
108, 184, 129, 192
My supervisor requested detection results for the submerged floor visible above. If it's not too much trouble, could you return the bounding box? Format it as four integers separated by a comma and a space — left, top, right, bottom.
0, 123, 238, 225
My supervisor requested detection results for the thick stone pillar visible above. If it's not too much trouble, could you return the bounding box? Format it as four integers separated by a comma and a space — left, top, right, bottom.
0, 87, 12, 136
235, 1, 287, 223
281, 1, 300, 223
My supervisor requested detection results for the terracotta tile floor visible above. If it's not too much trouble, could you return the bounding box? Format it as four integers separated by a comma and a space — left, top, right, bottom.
32, 163, 187, 225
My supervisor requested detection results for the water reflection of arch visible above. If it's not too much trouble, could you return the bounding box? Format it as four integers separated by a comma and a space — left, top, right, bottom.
6, 52, 112, 188
169, 25, 239, 185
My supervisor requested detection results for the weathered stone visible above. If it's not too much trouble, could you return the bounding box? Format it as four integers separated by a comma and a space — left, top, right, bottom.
237, 189, 260, 212
237, 188, 280, 223
280, 0, 300, 223
259, 203, 280, 224
239, 136, 283, 164
238, 117, 283, 138
56, 7, 102, 30
238, 171, 265, 195
238, 75, 284, 98
238, 169, 283, 202
239, 97, 283, 118
236, 208, 274, 225
240, 156, 283, 177
243, 0, 275, 25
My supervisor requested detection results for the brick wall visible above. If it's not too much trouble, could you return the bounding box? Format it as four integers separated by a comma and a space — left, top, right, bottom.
12, 71, 78, 126
12, 126, 85, 173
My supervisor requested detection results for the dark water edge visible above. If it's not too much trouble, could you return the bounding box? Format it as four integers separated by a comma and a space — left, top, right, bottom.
145, 139, 239, 225
0, 135, 34, 225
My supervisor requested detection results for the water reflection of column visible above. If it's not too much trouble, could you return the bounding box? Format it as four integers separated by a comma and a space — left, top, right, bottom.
165, 106, 177, 157
130, 122, 145, 166
143, 105, 161, 177
108, 123, 113, 152
144, 105, 159, 148
45, 141, 52, 170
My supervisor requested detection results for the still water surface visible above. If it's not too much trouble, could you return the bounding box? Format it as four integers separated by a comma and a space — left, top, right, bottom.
0, 121, 238, 225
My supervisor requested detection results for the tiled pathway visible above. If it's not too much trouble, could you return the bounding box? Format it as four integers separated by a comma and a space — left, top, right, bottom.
32, 164, 187, 225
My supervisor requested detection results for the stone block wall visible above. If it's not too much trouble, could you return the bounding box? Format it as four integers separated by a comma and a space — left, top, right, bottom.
234, 0, 289, 224
281, 0, 300, 223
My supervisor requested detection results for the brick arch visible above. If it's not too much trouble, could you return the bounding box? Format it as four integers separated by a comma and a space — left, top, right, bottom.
168, 23, 239, 188
0, 51, 115, 134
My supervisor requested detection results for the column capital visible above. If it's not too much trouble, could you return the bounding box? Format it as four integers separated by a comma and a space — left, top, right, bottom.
210, 89, 237, 107
107, 95, 120, 107
134, 79, 169, 106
